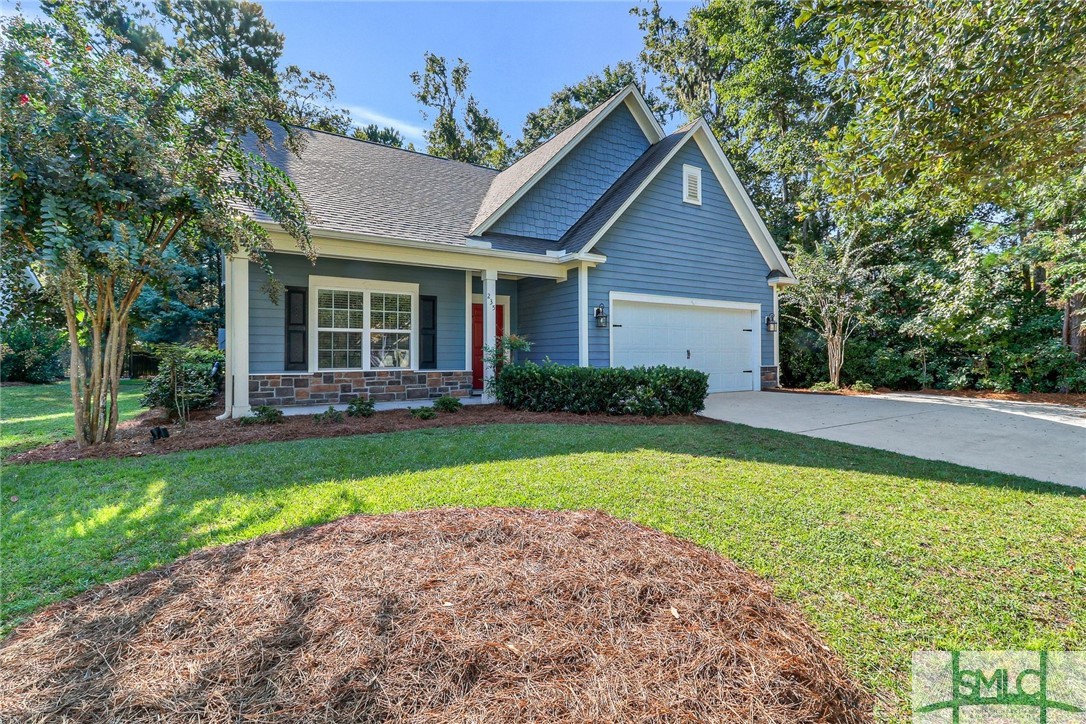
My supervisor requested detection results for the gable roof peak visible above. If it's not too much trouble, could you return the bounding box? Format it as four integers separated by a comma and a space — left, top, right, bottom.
469, 84, 664, 236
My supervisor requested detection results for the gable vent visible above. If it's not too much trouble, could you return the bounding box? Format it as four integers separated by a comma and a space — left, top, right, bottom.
683, 164, 702, 205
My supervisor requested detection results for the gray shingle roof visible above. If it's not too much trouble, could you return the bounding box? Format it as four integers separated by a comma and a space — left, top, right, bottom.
244, 124, 498, 247
468, 85, 635, 234
559, 125, 693, 253
242, 93, 682, 258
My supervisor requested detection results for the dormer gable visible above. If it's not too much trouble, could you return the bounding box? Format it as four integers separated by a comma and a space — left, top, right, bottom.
471, 85, 664, 240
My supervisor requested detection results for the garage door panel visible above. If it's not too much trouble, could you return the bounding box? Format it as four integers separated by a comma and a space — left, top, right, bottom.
612, 299, 757, 393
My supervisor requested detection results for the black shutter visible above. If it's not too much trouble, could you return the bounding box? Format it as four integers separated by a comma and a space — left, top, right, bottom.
420, 295, 437, 370
284, 286, 307, 371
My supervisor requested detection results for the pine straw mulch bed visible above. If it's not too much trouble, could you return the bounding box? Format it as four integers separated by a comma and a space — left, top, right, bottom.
0, 508, 871, 722
775, 387, 1086, 408
7, 405, 719, 464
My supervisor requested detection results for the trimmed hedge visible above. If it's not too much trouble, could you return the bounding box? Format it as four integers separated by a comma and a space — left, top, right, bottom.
494, 363, 709, 416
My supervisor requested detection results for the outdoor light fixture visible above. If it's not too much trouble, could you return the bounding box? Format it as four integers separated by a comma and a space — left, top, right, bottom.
765, 314, 778, 333
594, 303, 609, 328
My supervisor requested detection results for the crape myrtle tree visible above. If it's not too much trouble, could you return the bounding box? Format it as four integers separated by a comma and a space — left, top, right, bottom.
0, 0, 312, 447
782, 232, 881, 388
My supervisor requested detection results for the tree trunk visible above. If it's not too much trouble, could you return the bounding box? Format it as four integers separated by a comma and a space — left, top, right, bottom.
1066, 293, 1085, 360
826, 333, 844, 387
60, 274, 139, 448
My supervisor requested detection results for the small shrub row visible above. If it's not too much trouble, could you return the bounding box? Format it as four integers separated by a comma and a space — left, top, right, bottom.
239, 405, 284, 425
432, 395, 462, 413
347, 396, 376, 418
493, 363, 708, 416
314, 406, 344, 424
410, 406, 437, 420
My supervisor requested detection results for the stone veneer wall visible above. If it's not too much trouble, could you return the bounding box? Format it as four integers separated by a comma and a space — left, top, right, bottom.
249, 370, 473, 407
760, 366, 779, 388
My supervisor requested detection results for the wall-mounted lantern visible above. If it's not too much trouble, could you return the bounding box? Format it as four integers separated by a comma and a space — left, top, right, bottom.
594, 303, 609, 328
765, 314, 778, 333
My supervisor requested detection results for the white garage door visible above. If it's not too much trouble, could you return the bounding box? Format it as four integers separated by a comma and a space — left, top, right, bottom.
611, 297, 759, 393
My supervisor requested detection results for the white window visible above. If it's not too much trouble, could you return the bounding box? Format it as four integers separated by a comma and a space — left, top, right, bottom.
309, 277, 418, 371
683, 164, 702, 205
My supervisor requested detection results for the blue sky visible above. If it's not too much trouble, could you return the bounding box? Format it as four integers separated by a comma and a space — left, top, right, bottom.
259, 1, 697, 145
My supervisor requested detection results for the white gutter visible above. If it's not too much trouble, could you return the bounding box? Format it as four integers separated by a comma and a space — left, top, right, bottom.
256, 220, 606, 266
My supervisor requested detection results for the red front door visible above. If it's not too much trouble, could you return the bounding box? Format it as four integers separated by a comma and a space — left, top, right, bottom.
472, 303, 505, 389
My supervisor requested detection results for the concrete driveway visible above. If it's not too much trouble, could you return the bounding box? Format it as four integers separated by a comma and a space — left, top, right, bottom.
701, 391, 1085, 488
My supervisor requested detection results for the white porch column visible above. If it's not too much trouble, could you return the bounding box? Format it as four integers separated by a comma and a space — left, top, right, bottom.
224, 254, 251, 418
464, 270, 473, 374
481, 269, 498, 400
578, 262, 589, 367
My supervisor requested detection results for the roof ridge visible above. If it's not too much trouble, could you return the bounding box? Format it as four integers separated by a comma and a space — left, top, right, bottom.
469, 85, 645, 234
511, 83, 636, 159
277, 121, 500, 173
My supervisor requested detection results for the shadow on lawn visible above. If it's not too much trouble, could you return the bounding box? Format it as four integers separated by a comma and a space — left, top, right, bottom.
3, 422, 1080, 627
8, 421, 1079, 554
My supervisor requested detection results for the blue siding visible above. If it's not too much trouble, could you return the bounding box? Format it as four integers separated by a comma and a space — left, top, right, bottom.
515, 270, 579, 365
489, 105, 650, 241
588, 141, 775, 367
248, 253, 468, 373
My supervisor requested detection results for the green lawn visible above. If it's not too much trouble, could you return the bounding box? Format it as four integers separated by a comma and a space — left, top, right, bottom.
2, 419, 1083, 720
0, 381, 145, 456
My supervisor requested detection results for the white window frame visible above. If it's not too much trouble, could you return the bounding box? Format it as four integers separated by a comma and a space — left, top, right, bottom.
682, 164, 702, 205
307, 276, 419, 372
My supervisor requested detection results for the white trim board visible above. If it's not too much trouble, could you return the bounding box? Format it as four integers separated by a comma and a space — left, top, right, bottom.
609, 291, 761, 311
575, 121, 795, 282
469, 85, 665, 237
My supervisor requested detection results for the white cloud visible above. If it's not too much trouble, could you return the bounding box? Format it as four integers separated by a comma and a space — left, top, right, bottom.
345, 105, 427, 144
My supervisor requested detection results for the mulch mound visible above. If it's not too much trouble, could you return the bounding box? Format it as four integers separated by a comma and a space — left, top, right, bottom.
0, 508, 870, 722
8, 405, 718, 464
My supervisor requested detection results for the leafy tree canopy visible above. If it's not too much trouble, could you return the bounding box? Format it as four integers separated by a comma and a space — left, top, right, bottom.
353, 123, 406, 148
638, 0, 842, 249
411, 52, 511, 169
1, 0, 311, 445
806, 0, 1086, 208
514, 61, 665, 158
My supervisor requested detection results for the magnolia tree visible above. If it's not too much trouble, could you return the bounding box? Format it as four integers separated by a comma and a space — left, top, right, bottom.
782, 234, 880, 387
0, 0, 312, 447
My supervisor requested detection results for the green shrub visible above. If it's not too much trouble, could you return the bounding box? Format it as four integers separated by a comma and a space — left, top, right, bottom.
314, 406, 344, 423
809, 381, 840, 392
410, 406, 438, 420
850, 380, 875, 393
0, 316, 65, 384
432, 395, 462, 413
494, 363, 709, 416
239, 405, 284, 425
346, 396, 376, 418
141, 344, 223, 420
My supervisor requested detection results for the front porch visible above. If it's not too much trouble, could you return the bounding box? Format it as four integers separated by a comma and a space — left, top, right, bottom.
221, 238, 594, 417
